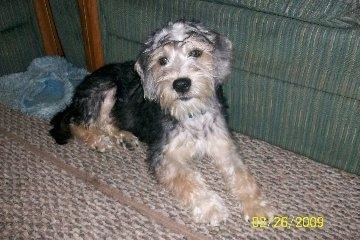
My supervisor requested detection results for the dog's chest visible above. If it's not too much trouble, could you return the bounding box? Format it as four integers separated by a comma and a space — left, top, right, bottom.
182, 113, 218, 138
168, 111, 227, 155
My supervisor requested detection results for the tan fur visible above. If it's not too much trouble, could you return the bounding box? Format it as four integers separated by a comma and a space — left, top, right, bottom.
156, 149, 229, 225
70, 124, 111, 152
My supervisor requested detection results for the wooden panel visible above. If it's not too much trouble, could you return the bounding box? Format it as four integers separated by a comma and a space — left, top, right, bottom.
77, 0, 105, 71
33, 0, 64, 56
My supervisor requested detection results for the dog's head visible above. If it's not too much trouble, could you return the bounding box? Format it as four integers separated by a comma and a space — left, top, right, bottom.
135, 20, 232, 120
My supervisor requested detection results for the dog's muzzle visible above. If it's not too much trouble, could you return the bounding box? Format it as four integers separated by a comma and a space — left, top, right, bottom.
173, 78, 191, 94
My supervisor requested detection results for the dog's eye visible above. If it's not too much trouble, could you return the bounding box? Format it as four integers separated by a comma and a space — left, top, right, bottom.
188, 49, 202, 58
158, 57, 168, 66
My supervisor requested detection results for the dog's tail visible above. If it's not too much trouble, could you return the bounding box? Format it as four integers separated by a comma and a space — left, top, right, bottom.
49, 107, 73, 145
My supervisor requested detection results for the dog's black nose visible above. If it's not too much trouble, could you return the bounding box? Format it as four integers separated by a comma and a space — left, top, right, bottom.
173, 78, 191, 93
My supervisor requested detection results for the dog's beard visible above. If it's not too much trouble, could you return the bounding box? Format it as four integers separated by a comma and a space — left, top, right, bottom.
171, 98, 211, 120
157, 89, 215, 120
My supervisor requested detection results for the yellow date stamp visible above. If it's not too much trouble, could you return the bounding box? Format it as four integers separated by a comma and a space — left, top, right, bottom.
252, 216, 324, 229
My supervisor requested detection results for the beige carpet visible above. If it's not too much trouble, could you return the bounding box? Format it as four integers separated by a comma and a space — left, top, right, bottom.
1, 103, 359, 239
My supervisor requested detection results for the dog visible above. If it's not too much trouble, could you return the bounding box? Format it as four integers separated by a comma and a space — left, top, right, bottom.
50, 20, 272, 226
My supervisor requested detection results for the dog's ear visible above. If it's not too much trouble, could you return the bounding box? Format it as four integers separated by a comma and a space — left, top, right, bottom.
188, 22, 232, 84
212, 34, 232, 85
134, 59, 144, 80
135, 57, 157, 101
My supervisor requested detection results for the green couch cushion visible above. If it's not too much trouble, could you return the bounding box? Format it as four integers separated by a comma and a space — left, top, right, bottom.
0, 0, 44, 75
225, 68, 359, 173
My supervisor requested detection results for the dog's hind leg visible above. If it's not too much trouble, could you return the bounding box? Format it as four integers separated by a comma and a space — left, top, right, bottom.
70, 87, 139, 151
69, 88, 117, 152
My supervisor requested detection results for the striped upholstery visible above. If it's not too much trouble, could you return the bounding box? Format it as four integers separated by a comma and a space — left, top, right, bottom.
97, 0, 359, 174
0, 0, 44, 76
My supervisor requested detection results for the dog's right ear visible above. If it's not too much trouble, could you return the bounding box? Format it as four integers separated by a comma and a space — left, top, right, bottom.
135, 57, 157, 101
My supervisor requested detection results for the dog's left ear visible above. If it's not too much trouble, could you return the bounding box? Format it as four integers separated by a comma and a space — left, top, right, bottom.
212, 34, 232, 84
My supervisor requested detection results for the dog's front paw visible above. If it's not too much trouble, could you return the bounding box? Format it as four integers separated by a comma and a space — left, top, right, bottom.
192, 193, 229, 226
242, 200, 273, 222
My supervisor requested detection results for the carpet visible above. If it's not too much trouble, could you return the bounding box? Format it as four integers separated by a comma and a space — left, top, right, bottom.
1, 103, 359, 239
